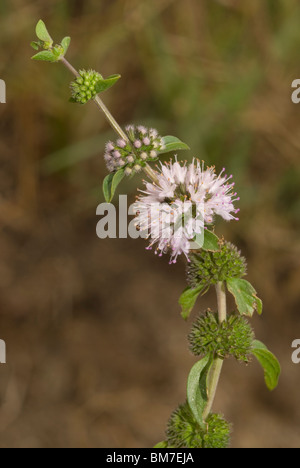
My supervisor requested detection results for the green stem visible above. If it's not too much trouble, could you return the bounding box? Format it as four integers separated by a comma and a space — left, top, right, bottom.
216, 281, 227, 323
143, 163, 159, 185
93, 95, 129, 142
60, 56, 158, 183
202, 281, 227, 421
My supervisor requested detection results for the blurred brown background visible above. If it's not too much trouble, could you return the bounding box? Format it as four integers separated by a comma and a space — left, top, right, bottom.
0, 0, 300, 448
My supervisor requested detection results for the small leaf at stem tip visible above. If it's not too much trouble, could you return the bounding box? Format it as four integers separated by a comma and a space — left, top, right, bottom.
61, 36, 71, 55
94, 75, 121, 94
179, 284, 204, 320
158, 136, 190, 155
35, 20, 53, 44
251, 340, 281, 391
30, 41, 40, 51
52, 46, 64, 59
187, 354, 212, 429
31, 50, 57, 62
226, 277, 263, 317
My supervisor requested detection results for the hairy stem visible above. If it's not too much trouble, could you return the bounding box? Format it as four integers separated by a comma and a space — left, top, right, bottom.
60, 57, 80, 77
93, 95, 129, 142
202, 281, 227, 421
60, 56, 158, 183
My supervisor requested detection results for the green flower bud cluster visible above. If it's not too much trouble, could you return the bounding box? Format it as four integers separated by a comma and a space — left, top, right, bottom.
104, 125, 165, 175
188, 311, 254, 362
70, 69, 103, 104
166, 402, 230, 449
187, 241, 247, 289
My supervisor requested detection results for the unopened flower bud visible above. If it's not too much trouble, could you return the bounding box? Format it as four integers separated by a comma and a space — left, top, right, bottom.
106, 142, 114, 153
117, 139, 127, 148
134, 140, 142, 149
125, 167, 132, 176
188, 311, 254, 362
127, 155, 135, 164
70, 69, 103, 104
166, 402, 230, 449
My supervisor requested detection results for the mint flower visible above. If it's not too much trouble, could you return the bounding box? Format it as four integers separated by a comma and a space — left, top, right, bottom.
104, 125, 165, 174
32, 20, 281, 447
134, 160, 239, 263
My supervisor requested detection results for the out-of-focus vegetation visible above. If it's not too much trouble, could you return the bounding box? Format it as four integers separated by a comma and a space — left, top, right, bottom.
0, 0, 300, 448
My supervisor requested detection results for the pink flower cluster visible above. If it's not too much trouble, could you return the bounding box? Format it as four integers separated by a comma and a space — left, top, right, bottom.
134, 159, 240, 263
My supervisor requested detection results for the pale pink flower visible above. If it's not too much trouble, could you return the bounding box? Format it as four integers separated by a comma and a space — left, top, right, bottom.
134, 159, 239, 263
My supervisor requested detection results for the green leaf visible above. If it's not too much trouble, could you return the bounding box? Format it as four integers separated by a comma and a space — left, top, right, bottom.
61, 36, 71, 55
179, 285, 203, 320
52, 46, 64, 59
158, 136, 190, 155
252, 340, 281, 391
202, 230, 220, 251
31, 50, 57, 62
187, 355, 212, 429
190, 230, 219, 253
226, 278, 263, 317
94, 75, 121, 94
30, 41, 40, 51
35, 20, 53, 44
102, 173, 114, 203
102, 169, 125, 203
111, 169, 126, 201
154, 441, 168, 448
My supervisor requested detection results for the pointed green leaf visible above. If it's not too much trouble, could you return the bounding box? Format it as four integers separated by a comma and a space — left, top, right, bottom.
31, 50, 57, 62
252, 340, 281, 391
227, 278, 263, 317
94, 75, 121, 94
102, 169, 125, 203
154, 441, 168, 448
158, 136, 190, 155
187, 355, 212, 429
36, 20, 53, 44
61, 36, 71, 55
202, 230, 220, 251
110, 169, 126, 202
102, 173, 114, 203
179, 285, 204, 320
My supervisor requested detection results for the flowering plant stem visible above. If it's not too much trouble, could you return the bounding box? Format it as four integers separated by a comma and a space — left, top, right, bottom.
60, 56, 159, 183
32, 21, 282, 448
60, 51, 227, 430
202, 282, 226, 421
